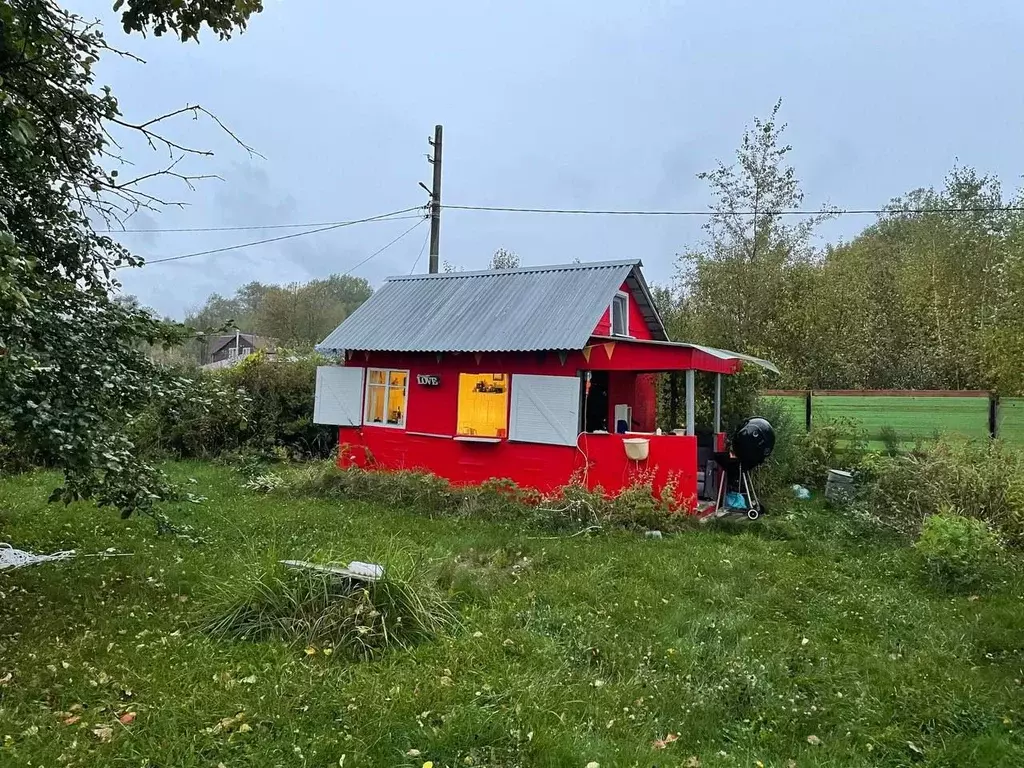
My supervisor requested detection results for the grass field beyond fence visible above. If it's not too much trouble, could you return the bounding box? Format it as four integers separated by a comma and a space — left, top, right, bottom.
763, 391, 1024, 448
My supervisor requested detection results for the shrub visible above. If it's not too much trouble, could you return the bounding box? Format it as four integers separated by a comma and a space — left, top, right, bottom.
795, 417, 867, 486
130, 367, 251, 458
131, 354, 336, 461
243, 472, 285, 494
878, 424, 902, 456
859, 438, 1024, 545
748, 400, 867, 500
749, 397, 803, 498
915, 512, 1002, 591
221, 352, 336, 460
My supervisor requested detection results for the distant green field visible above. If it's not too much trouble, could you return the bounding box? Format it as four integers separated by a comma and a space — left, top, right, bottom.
762, 393, 1024, 449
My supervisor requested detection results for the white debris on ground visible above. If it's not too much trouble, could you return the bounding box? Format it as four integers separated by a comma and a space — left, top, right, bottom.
0, 543, 76, 570
280, 559, 385, 582
0, 544, 130, 571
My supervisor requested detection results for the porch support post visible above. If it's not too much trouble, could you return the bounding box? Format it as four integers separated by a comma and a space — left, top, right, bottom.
714, 373, 722, 434
685, 369, 695, 436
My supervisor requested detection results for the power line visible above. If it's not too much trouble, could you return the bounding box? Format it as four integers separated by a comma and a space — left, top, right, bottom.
441, 203, 1024, 217
104, 202, 1023, 235
102, 208, 424, 234
342, 218, 427, 277
409, 227, 430, 274
137, 208, 426, 266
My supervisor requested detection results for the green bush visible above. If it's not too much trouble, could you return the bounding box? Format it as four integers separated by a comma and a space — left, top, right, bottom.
749, 400, 867, 499
131, 354, 336, 461
749, 397, 802, 498
130, 367, 251, 458
915, 512, 1002, 591
795, 417, 867, 486
859, 438, 1024, 545
879, 424, 902, 456
221, 352, 336, 459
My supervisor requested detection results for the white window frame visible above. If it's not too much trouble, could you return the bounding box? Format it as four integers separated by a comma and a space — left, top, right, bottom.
610, 291, 629, 337
362, 367, 410, 429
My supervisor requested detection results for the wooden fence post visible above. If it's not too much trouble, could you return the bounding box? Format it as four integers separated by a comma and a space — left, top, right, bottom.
805, 390, 812, 432
989, 393, 999, 439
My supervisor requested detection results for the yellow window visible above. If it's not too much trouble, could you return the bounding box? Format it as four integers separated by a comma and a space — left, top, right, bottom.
457, 373, 509, 437
364, 368, 408, 427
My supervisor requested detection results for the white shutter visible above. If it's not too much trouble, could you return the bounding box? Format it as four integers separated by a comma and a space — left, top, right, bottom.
509, 374, 581, 446
314, 366, 364, 426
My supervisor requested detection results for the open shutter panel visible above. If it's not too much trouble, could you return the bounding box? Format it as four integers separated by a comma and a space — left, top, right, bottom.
509, 374, 581, 447
314, 366, 364, 426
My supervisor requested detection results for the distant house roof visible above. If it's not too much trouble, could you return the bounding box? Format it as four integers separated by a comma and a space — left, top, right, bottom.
207, 333, 273, 356
316, 259, 667, 354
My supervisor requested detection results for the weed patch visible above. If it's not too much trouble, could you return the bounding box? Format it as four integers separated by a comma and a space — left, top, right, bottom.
288, 460, 699, 533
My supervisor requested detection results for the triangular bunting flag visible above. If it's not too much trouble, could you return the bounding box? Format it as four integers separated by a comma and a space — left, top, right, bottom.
604, 342, 616, 360
581, 346, 592, 363
557, 350, 568, 366
474, 352, 482, 365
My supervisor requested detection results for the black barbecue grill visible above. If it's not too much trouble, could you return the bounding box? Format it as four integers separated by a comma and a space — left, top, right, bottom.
713, 417, 776, 520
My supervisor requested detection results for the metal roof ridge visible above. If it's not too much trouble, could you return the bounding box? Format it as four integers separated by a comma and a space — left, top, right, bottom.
386, 258, 641, 281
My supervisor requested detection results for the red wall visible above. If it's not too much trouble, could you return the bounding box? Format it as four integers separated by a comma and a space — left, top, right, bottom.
592, 281, 655, 340
354, 350, 578, 438
607, 372, 657, 432
332, 349, 698, 506
338, 426, 698, 508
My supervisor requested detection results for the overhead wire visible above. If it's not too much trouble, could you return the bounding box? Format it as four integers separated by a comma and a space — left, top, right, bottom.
136, 207, 426, 266
342, 217, 427, 277
408, 227, 431, 274
441, 203, 1024, 217
105, 202, 1024, 238
101, 209, 424, 234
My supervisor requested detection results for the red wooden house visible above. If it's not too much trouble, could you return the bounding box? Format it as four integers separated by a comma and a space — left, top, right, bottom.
313, 259, 775, 508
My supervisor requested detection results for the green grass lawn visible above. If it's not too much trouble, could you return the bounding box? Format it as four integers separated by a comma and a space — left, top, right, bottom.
763, 394, 1006, 449
1, 463, 1022, 767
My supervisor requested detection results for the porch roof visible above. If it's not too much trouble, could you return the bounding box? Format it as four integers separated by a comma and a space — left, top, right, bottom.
584, 336, 779, 375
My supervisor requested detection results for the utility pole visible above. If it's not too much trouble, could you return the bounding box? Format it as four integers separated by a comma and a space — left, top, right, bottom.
427, 124, 443, 273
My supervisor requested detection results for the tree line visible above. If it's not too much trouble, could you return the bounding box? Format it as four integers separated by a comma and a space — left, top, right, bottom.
656, 101, 1024, 395
184, 274, 373, 352
181, 249, 522, 357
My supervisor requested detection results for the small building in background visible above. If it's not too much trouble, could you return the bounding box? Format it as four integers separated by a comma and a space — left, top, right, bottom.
313, 259, 775, 510
201, 332, 276, 369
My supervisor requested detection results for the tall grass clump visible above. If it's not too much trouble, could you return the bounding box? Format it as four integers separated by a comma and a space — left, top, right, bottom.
202, 553, 456, 659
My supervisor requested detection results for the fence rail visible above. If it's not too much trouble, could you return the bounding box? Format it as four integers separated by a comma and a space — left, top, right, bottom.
761, 389, 1024, 445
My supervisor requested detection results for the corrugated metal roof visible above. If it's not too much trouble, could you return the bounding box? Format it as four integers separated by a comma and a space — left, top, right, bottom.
316, 259, 667, 353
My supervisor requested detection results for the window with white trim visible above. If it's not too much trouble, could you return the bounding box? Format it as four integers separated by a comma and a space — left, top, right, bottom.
611, 291, 629, 336
364, 368, 409, 428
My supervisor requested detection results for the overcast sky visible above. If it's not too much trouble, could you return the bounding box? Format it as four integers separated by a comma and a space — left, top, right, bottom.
74, 0, 1024, 319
